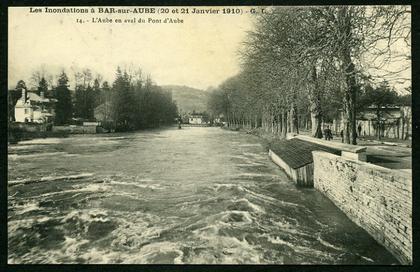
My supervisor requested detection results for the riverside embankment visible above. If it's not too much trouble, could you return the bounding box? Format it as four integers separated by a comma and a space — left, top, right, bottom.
245, 126, 412, 264
313, 151, 412, 264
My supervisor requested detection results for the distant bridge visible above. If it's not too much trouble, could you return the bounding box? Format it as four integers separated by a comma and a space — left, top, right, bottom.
176, 124, 211, 127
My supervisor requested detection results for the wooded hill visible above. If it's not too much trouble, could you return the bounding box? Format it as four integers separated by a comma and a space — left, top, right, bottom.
161, 85, 209, 114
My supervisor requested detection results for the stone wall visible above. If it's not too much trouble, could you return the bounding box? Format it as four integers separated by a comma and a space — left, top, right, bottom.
10, 122, 45, 132
313, 151, 412, 264
53, 125, 97, 134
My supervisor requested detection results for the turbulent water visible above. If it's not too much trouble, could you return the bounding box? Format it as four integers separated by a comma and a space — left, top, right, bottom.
8, 127, 397, 264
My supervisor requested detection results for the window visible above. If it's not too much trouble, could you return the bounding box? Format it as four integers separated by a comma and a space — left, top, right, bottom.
24, 108, 29, 114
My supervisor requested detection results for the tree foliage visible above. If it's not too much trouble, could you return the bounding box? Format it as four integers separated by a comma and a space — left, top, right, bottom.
54, 72, 73, 125
110, 67, 178, 131
12, 65, 179, 131
37, 77, 48, 96
208, 6, 410, 144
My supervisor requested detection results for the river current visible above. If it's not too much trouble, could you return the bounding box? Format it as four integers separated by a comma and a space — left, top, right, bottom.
8, 127, 397, 264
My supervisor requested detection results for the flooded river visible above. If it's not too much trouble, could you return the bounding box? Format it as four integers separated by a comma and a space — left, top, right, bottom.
8, 127, 397, 264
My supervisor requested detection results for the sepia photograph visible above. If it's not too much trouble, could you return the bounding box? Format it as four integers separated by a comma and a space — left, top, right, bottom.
7, 5, 412, 265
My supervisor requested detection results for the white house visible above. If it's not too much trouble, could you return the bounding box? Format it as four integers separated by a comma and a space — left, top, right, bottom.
14, 88, 56, 123
189, 114, 204, 124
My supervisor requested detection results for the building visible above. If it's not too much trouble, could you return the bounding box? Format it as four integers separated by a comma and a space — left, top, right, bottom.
94, 102, 114, 131
213, 114, 225, 125
14, 88, 56, 123
332, 105, 412, 140
189, 114, 204, 124
94, 102, 113, 123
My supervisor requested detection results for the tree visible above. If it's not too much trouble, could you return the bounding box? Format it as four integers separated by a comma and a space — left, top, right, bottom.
82, 69, 93, 87
85, 84, 95, 120
98, 81, 113, 128
397, 93, 411, 106
109, 67, 178, 131
111, 67, 137, 131
54, 72, 73, 125
362, 81, 399, 140
74, 84, 86, 119
320, 6, 410, 144
93, 78, 102, 107
9, 80, 27, 121
214, 6, 410, 144
37, 77, 48, 97
30, 65, 54, 89
15, 80, 27, 91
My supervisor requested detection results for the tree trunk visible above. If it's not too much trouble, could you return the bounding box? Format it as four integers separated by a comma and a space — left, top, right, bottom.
278, 112, 283, 137
309, 66, 323, 138
281, 110, 287, 138
342, 60, 357, 145
405, 117, 410, 140
376, 107, 381, 140
343, 94, 351, 144
289, 105, 294, 134
339, 7, 357, 145
401, 118, 405, 140
262, 110, 266, 131
311, 113, 323, 138
305, 115, 309, 131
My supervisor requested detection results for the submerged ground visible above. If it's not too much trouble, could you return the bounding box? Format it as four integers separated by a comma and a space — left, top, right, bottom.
8, 127, 397, 264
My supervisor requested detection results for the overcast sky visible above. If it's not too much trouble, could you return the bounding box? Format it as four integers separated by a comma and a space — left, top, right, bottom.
9, 7, 254, 90
9, 7, 410, 92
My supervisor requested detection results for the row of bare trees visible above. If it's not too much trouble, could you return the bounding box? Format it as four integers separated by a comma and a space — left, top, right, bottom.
208, 6, 410, 144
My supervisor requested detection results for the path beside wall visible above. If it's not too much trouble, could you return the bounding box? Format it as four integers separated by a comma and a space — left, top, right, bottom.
313, 151, 412, 264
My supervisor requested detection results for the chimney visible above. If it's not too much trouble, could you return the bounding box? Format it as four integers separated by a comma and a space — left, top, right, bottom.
21, 88, 27, 102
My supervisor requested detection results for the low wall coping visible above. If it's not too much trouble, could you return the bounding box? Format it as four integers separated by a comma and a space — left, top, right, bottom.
295, 135, 367, 153
312, 150, 411, 180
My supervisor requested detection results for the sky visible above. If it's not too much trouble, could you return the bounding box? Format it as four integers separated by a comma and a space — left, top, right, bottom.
8, 6, 411, 92
8, 7, 255, 90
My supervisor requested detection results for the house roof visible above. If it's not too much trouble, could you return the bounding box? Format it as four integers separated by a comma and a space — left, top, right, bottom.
94, 102, 112, 111
269, 138, 341, 169
14, 91, 56, 108
26, 92, 51, 103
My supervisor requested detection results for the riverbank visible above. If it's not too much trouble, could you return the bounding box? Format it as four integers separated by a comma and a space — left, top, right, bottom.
8, 124, 183, 145
222, 126, 280, 151
224, 126, 411, 170
8, 130, 69, 144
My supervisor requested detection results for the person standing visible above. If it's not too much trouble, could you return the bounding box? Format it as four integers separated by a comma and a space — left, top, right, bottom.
178, 117, 182, 129
324, 125, 333, 140
327, 127, 333, 140
324, 126, 329, 140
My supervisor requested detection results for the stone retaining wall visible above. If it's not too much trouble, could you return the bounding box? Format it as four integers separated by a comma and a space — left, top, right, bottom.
10, 122, 46, 132
313, 151, 412, 264
53, 125, 97, 134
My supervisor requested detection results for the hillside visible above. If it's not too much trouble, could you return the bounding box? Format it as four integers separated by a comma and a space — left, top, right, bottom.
161, 85, 209, 114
